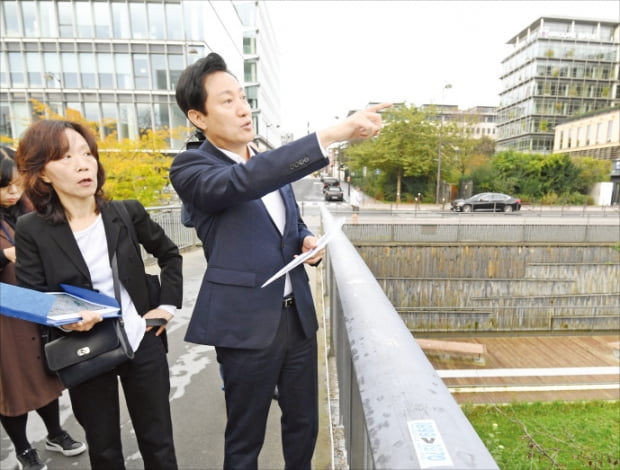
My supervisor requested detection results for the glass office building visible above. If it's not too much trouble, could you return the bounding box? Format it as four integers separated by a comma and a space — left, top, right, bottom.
496, 16, 619, 153
0, 0, 280, 152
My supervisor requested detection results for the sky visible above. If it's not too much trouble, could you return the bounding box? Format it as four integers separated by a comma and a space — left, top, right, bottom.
267, 0, 619, 138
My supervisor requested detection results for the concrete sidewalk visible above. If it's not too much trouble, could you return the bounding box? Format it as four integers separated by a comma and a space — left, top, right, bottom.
1, 217, 332, 470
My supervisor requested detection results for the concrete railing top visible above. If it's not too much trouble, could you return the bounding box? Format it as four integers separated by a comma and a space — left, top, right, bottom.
321, 207, 498, 469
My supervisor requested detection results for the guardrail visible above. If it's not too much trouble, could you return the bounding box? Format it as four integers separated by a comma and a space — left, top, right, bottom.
343, 222, 620, 243
320, 207, 498, 469
144, 205, 200, 262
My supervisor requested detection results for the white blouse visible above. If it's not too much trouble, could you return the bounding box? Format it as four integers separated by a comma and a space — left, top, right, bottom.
72, 214, 145, 352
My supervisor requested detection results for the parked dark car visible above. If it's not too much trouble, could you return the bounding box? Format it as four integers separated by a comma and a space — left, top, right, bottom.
322, 177, 340, 193
451, 192, 521, 212
324, 185, 344, 202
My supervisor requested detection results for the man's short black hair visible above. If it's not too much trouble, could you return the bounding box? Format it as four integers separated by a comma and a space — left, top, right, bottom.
175, 52, 229, 117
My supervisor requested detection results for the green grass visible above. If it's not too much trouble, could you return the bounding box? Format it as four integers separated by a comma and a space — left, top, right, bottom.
462, 401, 620, 469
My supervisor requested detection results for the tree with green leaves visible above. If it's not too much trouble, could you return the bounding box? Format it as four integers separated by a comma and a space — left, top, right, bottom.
345, 104, 442, 203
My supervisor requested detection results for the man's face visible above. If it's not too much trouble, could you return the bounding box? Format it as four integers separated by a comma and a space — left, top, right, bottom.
197, 71, 255, 156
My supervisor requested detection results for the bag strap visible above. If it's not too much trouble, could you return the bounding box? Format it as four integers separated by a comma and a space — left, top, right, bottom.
111, 201, 141, 259
111, 252, 122, 304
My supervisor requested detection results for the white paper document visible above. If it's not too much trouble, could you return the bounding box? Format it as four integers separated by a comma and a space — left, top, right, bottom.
47, 292, 120, 324
261, 218, 344, 288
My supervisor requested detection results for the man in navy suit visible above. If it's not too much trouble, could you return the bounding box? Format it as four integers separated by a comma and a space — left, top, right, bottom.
170, 52, 388, 470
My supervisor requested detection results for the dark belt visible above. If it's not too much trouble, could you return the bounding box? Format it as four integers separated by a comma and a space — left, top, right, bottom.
282, 296, 295, 308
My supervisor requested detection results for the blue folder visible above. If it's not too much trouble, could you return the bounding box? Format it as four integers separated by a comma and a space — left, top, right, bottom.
0, 283, 120, 326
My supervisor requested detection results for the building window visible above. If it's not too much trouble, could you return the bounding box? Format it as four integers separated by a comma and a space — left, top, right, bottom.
2, 1, 19, 36
154, 103, 170, 132
596, 122, 603, 144
607, 120, 613, 143
101, 103, 117, 137
585, 125, 591, 146
115, 54, 132, 89
39, 1, 58, 37
12, 102, 30, 139
43, 52, 61, 88
0, 53, 7, 86
0, 104, 10, 137
168, 54, 184, 89
75, 2, 93, 38
130, 3, 147, 39
57, 1, 74, 37
22, 1, 37, 36
93, 3, 112, 38
133, 54, 149, 89
244, 36, 257, 55
25, 52, 42, 87
166, 3, 183, 40
170, 105, 187, 149
61, 52, 78, 88
148, 3, 165, 40
246, 85, 258, 110
137, 103, 152, 136
83, 102, 99, 123
244, 62, 257, 83
151, 54, 167, 90
8, 52, 25, 87
79, 53, 96, 89
118, 103, 133, 140
112, 3, 130, 38
97, 53, 114, 89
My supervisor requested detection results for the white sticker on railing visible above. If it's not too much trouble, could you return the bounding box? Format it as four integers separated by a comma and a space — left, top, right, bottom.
407, 419, 454, 468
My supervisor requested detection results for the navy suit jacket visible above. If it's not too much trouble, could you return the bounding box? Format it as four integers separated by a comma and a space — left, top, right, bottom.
170, 134, 329, 349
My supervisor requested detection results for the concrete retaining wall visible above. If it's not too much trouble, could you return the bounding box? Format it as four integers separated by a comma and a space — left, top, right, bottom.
356, 244, 619, 333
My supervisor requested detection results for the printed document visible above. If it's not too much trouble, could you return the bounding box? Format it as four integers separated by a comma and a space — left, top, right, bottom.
261, 218, 344, 288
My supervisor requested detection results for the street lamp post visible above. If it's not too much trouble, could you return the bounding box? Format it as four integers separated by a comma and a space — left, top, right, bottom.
435, 83, 452, 205
44, 72, 62, 88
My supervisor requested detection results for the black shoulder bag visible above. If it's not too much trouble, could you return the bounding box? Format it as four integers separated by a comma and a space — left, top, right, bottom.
43, 253, 134, 388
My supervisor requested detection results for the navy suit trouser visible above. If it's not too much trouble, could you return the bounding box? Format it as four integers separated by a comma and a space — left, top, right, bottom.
216, 303, 318, 470
68, 330, 177, 470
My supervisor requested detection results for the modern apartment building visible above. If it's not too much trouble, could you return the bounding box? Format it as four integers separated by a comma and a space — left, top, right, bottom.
0, 0, 281, 152
496, 16, 620, 153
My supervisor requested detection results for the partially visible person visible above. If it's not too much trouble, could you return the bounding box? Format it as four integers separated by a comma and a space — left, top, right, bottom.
0, 146, 86, 470
13, 121, 182, 470
171, 51, 388, 469
350, 186, 361, 223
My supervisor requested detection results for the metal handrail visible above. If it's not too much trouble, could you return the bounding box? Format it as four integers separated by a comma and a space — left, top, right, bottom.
321, 206, 498, 469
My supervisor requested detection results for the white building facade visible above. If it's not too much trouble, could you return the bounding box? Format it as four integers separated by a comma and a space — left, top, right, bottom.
553, 107, 620, 160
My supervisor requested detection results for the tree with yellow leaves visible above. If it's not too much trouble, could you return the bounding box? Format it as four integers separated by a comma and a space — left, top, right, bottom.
10, 100, 190, 206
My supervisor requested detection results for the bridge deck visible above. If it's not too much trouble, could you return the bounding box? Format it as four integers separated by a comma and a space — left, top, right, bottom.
419, 335, 620, 403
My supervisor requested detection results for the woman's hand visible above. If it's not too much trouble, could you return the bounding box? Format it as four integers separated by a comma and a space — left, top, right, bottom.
144, 308, 173, 336
3, 247, 16, 263
62, 310, 103, 332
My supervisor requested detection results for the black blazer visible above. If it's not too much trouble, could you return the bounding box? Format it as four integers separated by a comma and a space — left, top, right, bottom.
15, 200, 182, 316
